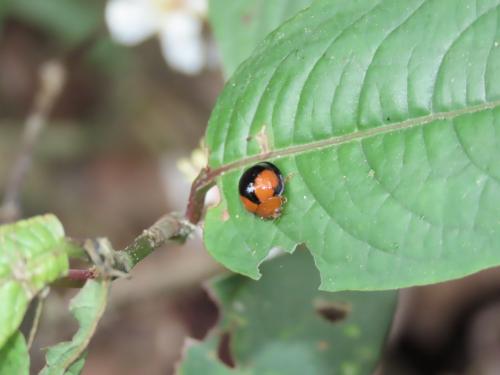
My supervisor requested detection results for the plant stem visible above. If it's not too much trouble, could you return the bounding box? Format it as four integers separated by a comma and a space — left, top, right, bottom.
52, 269, 96, 288
0, 61, 66, 223
27, 288, 49, 349
185, 168, 216, 224
54, 213, 196, 286
118, 213, 195, 271
0, 32, 101, 224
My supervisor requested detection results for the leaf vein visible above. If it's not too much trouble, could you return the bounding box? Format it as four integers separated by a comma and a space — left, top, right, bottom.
292, 1, 382, 142
214, 99, 500, 176
452, 120, 500, 185
360, 140, 440, 229
356, 0, 427, 125
294, 154, 393, 257
484, 6, 499, 100
431, 4, 499, 111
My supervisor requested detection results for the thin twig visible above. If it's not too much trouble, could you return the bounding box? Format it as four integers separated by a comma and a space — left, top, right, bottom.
118, 213, 196, 271
54, 213, 197, 286
185, 167, 215, 224
52, 269, 97, 289
27, 287, 49, 349
0, 61, 66, 223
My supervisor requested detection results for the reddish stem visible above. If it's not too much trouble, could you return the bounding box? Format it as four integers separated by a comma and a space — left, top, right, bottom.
185, 168, 215, 224
68, 268, 95, 281
52, 268, 95, 288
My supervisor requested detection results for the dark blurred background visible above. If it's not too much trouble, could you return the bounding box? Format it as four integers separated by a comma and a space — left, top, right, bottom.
1, 1, 500, 374
0, 1, 223, 373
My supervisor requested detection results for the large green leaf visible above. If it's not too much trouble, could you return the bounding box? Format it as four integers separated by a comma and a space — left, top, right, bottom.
209, 0, 314, 76
178, 250, 396, 374
40, 279, 109, 375
0, 214, 69, 348
0, 332, 29, 375
204, 0, 500, 291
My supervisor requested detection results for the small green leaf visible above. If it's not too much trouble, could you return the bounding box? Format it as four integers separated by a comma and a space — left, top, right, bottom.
0, 214, 69, 348
204, 0, 500, 291
178, 250, 396, 374
0, 332, 29, 375
209, 0, 314, 76
40, 279, 109, 375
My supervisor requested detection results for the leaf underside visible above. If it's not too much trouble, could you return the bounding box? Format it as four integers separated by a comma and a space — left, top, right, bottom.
177, 250, 396, 374
204, 0, 500, 291
0, 214, 68, 348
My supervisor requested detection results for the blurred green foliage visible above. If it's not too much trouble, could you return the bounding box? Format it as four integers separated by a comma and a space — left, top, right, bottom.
5, 0, 101, 46
0, 333, 29, 375
179, 250, 396, 374
1, 0, 132, 74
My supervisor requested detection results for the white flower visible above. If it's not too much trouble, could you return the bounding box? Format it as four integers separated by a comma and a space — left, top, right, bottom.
105, 0, 208, 74
176, 143, 220, 207
176, 147, 207, 182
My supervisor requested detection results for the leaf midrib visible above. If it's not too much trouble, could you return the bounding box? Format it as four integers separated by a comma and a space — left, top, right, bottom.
213, 99, 500, 176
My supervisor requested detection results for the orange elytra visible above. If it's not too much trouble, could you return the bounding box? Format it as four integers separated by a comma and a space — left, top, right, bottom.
238, 162, 285, 219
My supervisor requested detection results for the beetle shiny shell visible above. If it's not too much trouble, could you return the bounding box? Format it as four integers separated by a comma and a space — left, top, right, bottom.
239, 162, 285, 219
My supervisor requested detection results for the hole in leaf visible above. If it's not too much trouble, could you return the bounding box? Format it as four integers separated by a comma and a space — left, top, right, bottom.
217, 332, 235, 368
314, 300, 351, 323
174, 289, 218, 339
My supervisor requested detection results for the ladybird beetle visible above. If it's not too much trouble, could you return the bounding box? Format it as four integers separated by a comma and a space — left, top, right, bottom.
239, 162, 285, 219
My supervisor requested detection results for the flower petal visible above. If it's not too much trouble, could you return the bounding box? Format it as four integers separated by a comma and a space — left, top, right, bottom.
105, 0, 158, 45
185, 0, 208, 16
159, 11, 205, 74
